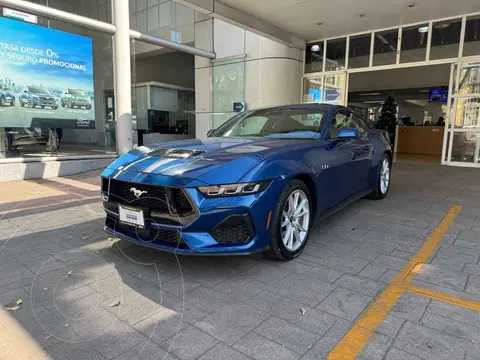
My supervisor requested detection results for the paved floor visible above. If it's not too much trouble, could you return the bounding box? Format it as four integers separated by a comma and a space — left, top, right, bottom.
1, 164, 480, 360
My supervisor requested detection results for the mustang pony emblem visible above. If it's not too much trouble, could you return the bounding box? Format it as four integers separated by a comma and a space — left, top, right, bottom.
130, 187, 148, 198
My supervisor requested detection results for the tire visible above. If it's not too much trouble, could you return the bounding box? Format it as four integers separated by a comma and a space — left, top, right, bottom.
368, 154, 391, 200
52, 106, 58, 110
45, 129, 60, 152
5, 134, 13, 156
20, 102, 24, 107
265, 179, 313, 261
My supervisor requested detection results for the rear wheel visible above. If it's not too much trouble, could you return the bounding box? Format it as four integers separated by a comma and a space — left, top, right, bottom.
5, 134, 13, 156
265, 179, 313, 260
368, 154, 391, 200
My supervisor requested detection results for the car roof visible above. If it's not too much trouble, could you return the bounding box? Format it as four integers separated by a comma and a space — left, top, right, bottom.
253, 103, 350, 112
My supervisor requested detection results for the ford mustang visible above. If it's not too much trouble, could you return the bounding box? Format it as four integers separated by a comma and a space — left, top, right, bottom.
101, 104, 392, 260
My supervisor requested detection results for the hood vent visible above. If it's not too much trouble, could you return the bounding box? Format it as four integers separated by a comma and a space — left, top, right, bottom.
150, 148, 205, 159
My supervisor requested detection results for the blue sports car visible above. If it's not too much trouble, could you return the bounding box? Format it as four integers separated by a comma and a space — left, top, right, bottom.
101, 104, 392, 260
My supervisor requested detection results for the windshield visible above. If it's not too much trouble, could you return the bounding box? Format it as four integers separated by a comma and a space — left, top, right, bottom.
212, 109, 328, 138
28, 86, 49, 94
69, 89, 85, 96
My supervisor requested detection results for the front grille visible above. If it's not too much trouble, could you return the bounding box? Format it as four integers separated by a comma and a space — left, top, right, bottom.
106, 216, 186, 247
105, 179, 194, 216
210, 214, 255, 244
109, 179, 169, 212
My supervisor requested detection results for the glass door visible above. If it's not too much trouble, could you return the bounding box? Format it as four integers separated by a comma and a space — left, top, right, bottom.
444, 59, 480, 167
302, 71, 348, 106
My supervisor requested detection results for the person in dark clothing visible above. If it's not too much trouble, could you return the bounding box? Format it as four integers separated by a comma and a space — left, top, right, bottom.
436, 116, 445, 126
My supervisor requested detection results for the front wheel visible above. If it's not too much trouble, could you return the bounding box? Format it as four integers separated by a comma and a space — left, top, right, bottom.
266, 179, 313, 261
368, 154, 391, 200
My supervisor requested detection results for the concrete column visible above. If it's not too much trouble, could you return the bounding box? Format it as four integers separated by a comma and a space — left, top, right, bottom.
194, 19, 304, 139
112, 0, 132, 154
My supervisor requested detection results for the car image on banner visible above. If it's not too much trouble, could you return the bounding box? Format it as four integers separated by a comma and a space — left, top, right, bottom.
0, 16, 94, 130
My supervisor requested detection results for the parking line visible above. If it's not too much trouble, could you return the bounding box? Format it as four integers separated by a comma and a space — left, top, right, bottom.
327, 205, 462, 360
405, 284, 480, 312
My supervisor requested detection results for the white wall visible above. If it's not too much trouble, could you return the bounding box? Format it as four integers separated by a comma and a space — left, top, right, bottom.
194, 17, 304, 139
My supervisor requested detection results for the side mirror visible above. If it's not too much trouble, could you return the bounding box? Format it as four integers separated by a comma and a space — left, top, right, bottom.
338, 128, 360, 139
207, 129, 216, 137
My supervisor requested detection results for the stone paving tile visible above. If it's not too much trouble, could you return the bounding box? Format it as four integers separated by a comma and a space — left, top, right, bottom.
428, 255, 465, 271
194, 302, 270, 345
198, 343, 251, 360
305, 264, 345, 283
270, 273, 336, 307
435, 244, 480, 264
316, 287, 374, 321
183, 286, 235, 313
334, 273, 385, 296
133, 309, 189, 344
465, 275, 480, 296
233, 332, 301, 360
415, 264, 469, 292
420, 311, 480, 344
253, 316, 320, 354
390, 293, 431, 322
358, 264, 388, 281
115, 340, 178, 360
394, 321, 468, 360
321, 254, 370, 274
372, 254, 409, 270
248, 290, 337, 336
377, 314, 406, 338
385, 348, 422, 360
357, 332, 393, 360
301, 318, 354, 360
228, 280, 269, 303
161, 326, 218, 360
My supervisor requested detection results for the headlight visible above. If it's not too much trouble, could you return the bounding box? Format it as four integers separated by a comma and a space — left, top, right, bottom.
198, 180, 270, 197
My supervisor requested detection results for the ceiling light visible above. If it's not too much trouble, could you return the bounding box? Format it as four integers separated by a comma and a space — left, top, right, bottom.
359, 92, 382, 96
434, 23, 450, 29
418, 26, 429, 33
311, 44, 321, 52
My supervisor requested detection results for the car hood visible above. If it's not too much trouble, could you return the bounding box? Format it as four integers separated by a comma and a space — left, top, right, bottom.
105, 137, 316, 184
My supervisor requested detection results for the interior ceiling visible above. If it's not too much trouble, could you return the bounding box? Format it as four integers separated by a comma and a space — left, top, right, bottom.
217, 0, 480, 41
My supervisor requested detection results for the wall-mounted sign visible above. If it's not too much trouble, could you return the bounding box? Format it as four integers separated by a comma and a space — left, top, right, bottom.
3, 8, 38, 24
233, 102, 245, 113
0, 17, 94, 129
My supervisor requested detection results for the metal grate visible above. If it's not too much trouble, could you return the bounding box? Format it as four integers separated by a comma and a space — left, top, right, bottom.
210, 215, 254, 244
107, 216, 184, 246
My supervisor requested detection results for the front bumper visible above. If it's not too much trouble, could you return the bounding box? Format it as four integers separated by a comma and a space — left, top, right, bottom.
101, 174, 287, 255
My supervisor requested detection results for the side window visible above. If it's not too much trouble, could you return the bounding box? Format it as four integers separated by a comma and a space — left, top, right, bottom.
352, 113, 369, 132
327, 111, 361, 139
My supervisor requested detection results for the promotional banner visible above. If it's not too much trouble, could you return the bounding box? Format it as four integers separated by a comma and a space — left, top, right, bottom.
0, 17, 95, 129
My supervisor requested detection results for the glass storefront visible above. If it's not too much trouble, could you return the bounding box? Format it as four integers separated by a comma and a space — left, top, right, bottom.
303, 13, 480, 168
0, 2, 115, 159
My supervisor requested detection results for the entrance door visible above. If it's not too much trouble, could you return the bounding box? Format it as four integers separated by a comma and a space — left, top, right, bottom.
444, 59, 480, 167
302, 71, 349, 106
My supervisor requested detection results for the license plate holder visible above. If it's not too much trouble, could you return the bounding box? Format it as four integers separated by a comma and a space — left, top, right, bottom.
119, 206, 145, 228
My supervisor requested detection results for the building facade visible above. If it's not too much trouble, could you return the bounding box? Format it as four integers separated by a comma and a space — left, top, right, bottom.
0, 0, 479, 179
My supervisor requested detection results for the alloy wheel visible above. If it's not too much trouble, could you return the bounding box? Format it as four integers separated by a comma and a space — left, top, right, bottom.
281, 190, 310, 252
380, 158, 390, 194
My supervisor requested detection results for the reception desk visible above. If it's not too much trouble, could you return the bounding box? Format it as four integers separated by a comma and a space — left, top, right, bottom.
396, 126, 445, 155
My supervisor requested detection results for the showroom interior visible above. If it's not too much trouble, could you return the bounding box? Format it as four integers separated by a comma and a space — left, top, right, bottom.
303, 14, 480, 167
